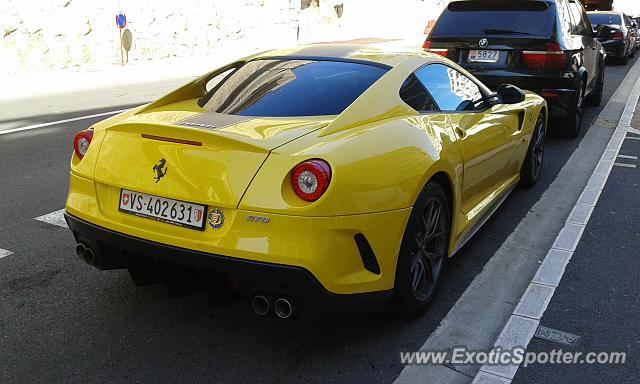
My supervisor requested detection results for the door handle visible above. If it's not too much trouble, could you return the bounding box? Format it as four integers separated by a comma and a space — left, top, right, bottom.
454, 126, 466, 139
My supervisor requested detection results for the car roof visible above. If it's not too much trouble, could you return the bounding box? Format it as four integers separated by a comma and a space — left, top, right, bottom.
255, 44, 445, 68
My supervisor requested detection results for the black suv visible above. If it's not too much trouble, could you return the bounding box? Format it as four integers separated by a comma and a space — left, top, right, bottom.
424, 0, 605, 138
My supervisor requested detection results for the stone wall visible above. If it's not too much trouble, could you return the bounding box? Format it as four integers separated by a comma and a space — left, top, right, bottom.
1, 0, 449, 75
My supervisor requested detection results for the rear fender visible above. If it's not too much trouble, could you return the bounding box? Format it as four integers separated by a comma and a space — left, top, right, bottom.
239, 114, 461, 217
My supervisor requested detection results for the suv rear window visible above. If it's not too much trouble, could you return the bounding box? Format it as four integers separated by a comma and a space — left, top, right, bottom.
587, 13, 622, 26
202, 59, 387, 117
431, 1, 555, 37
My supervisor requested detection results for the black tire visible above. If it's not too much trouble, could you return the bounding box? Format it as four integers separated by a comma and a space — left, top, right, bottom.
619, 53, 629, 65
558, 80, 584, 139
520, 113, 546, 187
585, 65, 604, 107
392, 181, 451, 315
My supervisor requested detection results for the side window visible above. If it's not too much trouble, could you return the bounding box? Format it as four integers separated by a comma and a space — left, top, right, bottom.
569, 1, 591, 36
399, 74, 437, 112
581, 6, 594, 33
414, 64, 484, 112
568, 2, 588, 35
557, 0, 573, 35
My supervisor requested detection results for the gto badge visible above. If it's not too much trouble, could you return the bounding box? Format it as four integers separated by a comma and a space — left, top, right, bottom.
208, 208, 225, 229
152, 158, 168, 183
479, 38, 489, 48
246, 215, 270, 224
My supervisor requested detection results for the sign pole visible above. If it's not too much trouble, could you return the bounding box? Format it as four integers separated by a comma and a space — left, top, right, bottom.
119, 28, 124, 65
115, 12, 127, 65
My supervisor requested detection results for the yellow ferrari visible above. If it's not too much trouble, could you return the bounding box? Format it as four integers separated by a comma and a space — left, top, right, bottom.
64, 44, 547, 318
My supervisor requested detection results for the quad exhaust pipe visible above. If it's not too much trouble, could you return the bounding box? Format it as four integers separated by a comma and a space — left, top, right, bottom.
251, 295, 294, 319
274, 298, 293, 319
252, 295, 270, 316
75, 243, 95, 265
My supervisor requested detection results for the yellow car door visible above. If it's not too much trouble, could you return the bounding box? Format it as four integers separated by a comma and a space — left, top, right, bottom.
414, 63, 520, 214
448, 109, 521, 213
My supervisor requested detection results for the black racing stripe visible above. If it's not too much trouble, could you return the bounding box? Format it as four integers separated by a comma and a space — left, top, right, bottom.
293, 44, 365, 58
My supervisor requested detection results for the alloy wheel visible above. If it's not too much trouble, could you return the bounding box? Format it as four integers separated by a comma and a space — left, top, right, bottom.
531, 118, 545, 180
576, 85, 584, 127
410, 197, 447, 301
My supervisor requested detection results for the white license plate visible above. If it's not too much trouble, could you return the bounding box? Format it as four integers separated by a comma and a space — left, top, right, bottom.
468, 50, 500, 63
119, 189, 207, 231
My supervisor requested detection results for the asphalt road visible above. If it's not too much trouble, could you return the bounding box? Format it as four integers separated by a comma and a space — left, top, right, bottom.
0, 57, 637, 384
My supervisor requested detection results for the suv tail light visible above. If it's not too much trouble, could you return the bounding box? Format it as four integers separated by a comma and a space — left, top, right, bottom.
73, 129, 94, 159
522, 43, 567, 69
291, 159, 331, 202
422, 40, 449, 57
612, 31, 624, 40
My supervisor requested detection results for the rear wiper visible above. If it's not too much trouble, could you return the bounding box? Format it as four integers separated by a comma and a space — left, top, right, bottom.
483, 29, 531, 35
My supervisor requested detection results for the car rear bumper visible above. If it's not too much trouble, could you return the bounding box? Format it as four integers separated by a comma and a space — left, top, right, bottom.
65, 212, 393, 316
65, 172, 409, 295
472, 71, 577, 118
600, 40, 626, 57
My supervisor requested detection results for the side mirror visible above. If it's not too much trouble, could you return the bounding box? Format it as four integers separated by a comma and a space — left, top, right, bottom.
596, 25, 611, 39
496, 84, 526, 104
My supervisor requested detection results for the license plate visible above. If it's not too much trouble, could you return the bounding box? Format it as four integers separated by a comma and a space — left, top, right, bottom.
468, 50, 500, 63
119, 189, 207, 231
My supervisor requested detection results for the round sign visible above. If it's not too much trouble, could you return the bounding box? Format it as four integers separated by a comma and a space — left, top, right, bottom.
122, 29, 133, 51
116, 13, 126, 29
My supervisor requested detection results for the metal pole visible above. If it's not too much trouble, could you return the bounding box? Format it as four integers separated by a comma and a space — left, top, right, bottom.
119, 28, 124, 65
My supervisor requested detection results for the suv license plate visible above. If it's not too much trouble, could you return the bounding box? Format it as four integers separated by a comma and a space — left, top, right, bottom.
468, 50, 500, 63
119, 189, 207, 231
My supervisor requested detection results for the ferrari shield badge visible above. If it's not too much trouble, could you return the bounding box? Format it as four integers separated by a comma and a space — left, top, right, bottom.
208, 208, 225, 229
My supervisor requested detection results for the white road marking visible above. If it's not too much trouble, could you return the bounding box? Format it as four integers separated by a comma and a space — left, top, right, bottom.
0, 248, 13, 259
473, 58, 640, 383
626, 136, 640, 140
35, 209, 68, 228
616, 154, 638, 160
0, 109, 128, 136
613, 162, 637, 168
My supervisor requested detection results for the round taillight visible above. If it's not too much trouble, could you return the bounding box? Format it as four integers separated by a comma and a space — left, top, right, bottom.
73, 130, 94, 159
291, 159, 332, 202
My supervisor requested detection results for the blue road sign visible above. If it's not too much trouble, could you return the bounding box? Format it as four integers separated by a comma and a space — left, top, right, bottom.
116, 13, 126, 29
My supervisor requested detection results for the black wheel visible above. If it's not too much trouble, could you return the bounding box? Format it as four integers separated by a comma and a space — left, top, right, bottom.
559, 80, 584, 139
619, 52, 629, 65
520, 113, 545, 187
585, 66, 604, 107
393, 181, 451, 315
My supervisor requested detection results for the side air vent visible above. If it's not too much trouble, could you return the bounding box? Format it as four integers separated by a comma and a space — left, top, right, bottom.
354, 233, 381, 275
518, 110, 526, 131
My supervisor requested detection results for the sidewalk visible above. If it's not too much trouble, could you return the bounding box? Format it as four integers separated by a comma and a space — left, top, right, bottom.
511, 102, 640, 383
0, 48, 260, 103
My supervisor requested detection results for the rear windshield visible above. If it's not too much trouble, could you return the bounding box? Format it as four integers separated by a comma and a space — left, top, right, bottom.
588, 13, 622, 26
431, 1, 555, 37
202, 59, 387, 117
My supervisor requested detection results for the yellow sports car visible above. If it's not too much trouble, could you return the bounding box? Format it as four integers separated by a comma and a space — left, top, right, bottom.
64, 44, 546, 318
